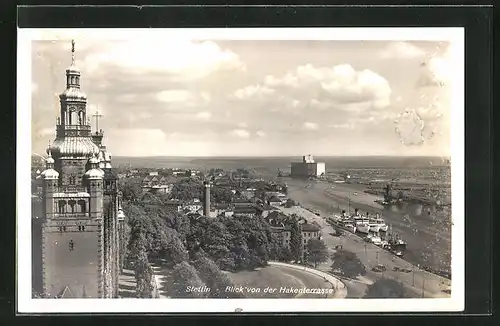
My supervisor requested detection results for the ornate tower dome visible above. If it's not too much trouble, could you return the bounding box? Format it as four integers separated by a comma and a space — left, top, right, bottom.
85, 154, 105, 179
40, 146, 59, 180
49, 39, 100, 159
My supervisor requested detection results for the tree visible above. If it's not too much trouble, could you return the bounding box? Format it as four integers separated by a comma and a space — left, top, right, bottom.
364, 277, 409, 298
285, 198, 295, 208
193, 252, 245, 298
306, 239, 329, 268
289, 220, 303, 262
121, 180, 142, 202
134, 250, 154, 298
331, 250, 366, 279
171, 262, 208, 298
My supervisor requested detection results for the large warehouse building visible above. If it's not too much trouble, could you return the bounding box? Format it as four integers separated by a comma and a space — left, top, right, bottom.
290, 155, 326, 178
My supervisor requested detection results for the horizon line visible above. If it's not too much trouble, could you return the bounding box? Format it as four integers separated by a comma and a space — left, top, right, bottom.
111, 155, 451, 158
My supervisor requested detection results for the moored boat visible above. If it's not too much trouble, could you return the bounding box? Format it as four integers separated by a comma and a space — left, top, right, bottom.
356, 220, 370, 234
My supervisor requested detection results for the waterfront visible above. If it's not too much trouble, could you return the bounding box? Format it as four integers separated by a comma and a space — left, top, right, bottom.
285, 178, 451, 275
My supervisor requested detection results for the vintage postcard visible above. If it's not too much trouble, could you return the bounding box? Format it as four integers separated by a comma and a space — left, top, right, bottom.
17, 28, 464, 313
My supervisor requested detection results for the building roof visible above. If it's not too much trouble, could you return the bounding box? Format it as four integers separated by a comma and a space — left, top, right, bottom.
233, 206, 258, 214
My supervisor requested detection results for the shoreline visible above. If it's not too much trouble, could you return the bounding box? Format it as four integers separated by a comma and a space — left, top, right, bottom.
282, 178, 451, 276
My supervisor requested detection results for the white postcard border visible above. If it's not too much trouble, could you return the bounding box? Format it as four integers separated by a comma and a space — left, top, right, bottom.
17, 27, 465, 313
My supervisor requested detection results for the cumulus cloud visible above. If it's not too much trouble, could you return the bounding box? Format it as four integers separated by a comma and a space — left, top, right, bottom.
237, 122, 248, 128
303, 122, 319, 130
84, 39, 246, 80
230, 129, 250, 138
233, 63, 392, 111
379, 42, 426, 59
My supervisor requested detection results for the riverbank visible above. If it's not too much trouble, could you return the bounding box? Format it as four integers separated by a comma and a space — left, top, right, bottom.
283, 177, 451, 276
278, 205, 452, 298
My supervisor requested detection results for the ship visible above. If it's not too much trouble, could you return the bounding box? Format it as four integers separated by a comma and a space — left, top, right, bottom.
386, 231, 407, 256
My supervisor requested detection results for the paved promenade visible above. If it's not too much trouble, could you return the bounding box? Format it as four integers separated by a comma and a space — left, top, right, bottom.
268, 261, 347, 298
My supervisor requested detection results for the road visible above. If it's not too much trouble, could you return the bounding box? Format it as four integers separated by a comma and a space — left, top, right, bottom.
227, 265, 334, 298
279, 204, 451, 298
284, 178, 451, 274
272, 265, 336, 298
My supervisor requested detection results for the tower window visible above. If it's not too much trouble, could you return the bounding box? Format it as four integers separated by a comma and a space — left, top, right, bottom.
58, 200, 66, 214
68, 200, 76, 213
78, 200, 86, 213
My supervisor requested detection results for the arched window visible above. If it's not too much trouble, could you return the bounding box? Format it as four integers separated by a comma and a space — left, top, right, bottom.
68, 200, 76, 213
58, 200, 66, 214
78, 200, 86, 213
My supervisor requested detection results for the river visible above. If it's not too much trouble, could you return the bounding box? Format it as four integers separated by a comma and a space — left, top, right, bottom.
283, 178, 451, 275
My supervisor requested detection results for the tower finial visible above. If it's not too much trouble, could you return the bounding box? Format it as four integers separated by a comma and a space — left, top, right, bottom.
71, 39, 75, 65
47, 140, 52, 157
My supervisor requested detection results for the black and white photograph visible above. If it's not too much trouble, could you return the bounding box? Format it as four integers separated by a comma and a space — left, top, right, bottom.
17, 28, 464, 313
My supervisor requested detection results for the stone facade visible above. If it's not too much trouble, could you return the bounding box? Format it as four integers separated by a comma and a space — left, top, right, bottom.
34, 40, 124, 299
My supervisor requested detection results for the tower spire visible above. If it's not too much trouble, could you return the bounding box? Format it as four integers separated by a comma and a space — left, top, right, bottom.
71, 39, 75, 65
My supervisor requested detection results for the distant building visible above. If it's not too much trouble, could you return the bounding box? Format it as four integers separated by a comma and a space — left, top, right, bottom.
141, 174, 173, 194
290, 155, 326, 178
301, 223, 322, 249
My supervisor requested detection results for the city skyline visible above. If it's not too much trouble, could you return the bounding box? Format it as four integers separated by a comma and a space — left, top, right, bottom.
32, 35, 455, 157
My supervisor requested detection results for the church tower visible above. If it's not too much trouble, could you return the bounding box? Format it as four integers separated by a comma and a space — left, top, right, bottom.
38, 40, 122, 298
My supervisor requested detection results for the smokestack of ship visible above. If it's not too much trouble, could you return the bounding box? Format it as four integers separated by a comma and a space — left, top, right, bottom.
203, 180, 211, 217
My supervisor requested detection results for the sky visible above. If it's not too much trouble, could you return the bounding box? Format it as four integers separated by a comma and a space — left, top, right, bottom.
31, 35, 454, 157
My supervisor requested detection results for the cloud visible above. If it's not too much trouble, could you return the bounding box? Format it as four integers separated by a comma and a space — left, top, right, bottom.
303, 122, 319, 130
195, 111, 212, 120
256, 130, 267, 137
84, 39, 246, 80
230, 129, 250, 138
237, 122, 248, 128
233, 63, 392, 111
379, 42, 426, 59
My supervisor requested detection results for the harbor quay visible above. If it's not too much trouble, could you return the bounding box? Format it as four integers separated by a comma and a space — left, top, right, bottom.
278, 204, 451, 298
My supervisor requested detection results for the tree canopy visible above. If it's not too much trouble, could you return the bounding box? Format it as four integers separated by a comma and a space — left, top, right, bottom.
171, 261, 208, 298
364, 277, 410, 298
331, 250, 367, 279
306, 239, 329, 268
289, 219, 303, 262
